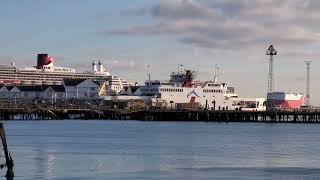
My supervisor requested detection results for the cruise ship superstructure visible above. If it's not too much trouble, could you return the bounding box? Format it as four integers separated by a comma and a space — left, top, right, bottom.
0, 54, 132, 93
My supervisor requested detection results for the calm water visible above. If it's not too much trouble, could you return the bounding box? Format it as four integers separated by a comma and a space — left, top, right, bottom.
1, 120, 320, 179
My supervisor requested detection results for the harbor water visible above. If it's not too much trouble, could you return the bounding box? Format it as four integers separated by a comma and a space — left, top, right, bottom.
2, 120, 320, 179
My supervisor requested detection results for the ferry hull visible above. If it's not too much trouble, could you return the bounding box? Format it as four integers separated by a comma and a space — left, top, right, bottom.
272, 99, 304, 109
268, 92, 305, 109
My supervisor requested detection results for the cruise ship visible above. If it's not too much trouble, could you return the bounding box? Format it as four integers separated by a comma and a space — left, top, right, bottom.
0, 54, 132, 93
139, 69, 238, 110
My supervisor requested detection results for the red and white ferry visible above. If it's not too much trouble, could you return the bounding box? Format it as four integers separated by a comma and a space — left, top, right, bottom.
140, 69, 237, 110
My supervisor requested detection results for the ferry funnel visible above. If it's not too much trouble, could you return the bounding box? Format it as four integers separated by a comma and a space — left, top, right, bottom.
98, 60, 104, 73
92, 60, 98, 73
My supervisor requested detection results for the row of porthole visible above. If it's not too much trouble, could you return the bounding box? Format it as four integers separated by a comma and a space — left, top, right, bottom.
159, 88, 183, 92
203, 89, 222, 93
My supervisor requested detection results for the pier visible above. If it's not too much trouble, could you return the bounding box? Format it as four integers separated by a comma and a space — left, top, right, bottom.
0, 105, 320, 123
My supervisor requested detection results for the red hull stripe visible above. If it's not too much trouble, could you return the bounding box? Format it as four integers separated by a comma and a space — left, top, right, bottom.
272, 97, 305, 109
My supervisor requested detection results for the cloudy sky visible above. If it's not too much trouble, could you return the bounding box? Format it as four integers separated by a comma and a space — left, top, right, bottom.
1, 0, 320, 104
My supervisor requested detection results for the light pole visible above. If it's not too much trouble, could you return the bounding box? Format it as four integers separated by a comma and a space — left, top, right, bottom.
266, 45, 277, 108
305, 60, 312, 106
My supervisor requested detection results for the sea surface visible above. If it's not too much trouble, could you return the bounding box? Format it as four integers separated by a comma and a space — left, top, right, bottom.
1, 120, 320, 180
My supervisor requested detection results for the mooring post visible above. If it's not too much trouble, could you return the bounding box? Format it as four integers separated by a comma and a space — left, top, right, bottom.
0, 123, 14, 178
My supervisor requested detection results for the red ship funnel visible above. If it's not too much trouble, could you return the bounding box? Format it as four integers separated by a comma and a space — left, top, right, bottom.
37, 54, 53, 69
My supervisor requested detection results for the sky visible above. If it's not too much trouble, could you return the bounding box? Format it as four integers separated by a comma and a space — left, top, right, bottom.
1, 0, 320, 104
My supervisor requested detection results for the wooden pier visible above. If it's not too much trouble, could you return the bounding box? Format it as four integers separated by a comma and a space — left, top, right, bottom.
0, 106, 320, 123
129, 110, 320, 123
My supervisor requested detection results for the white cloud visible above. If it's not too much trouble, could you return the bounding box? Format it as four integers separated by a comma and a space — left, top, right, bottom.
109, 0, 320, 54
102, 0, 320, 104
106, 59, 137, 70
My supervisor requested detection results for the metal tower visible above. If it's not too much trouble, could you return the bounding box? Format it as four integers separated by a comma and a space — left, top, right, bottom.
266, 45, 277, 96
305, 60, 311, 106
147, 64, 151, 94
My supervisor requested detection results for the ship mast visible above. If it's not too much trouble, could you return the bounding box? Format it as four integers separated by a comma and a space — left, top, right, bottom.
213, 64, 219, 83
178, 64, 183, 73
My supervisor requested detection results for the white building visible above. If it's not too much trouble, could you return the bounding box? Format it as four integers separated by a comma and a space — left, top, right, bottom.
0, 86, 10, 98
0, 80, 103, 101
63, 79, 100, 100
119, 86, 142, 96
42, 85, 66, 100
4, 85, 66, 101
0, 85, 63, 101
19, 86, 43, 99
9, 86, 21, 99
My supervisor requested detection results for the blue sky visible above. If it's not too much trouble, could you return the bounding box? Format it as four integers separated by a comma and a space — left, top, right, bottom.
1, 0, 320, 104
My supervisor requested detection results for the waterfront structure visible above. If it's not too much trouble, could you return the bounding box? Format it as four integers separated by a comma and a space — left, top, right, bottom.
43, 85, 66, 100
119, 86, 143, 96
2, 105, 320, 122
20, 85, 66, 101
0, 54, 132, 93
0, 79, 106, 101
0, 84, 65, 101
8, 86, 20, 99
63, 79, 100, 100
0, 86, 10, 98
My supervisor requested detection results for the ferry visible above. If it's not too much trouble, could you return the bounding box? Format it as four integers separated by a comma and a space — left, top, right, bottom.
139, 68, 238, 110
0, 54, 132, 93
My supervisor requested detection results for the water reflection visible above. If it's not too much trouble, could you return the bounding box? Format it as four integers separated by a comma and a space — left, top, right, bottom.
35, 148, 56, 179
4, 121, 320, 179
6, 176, 13, 180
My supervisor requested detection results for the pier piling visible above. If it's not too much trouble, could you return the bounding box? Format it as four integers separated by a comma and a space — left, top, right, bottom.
0, 106, 319, 123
